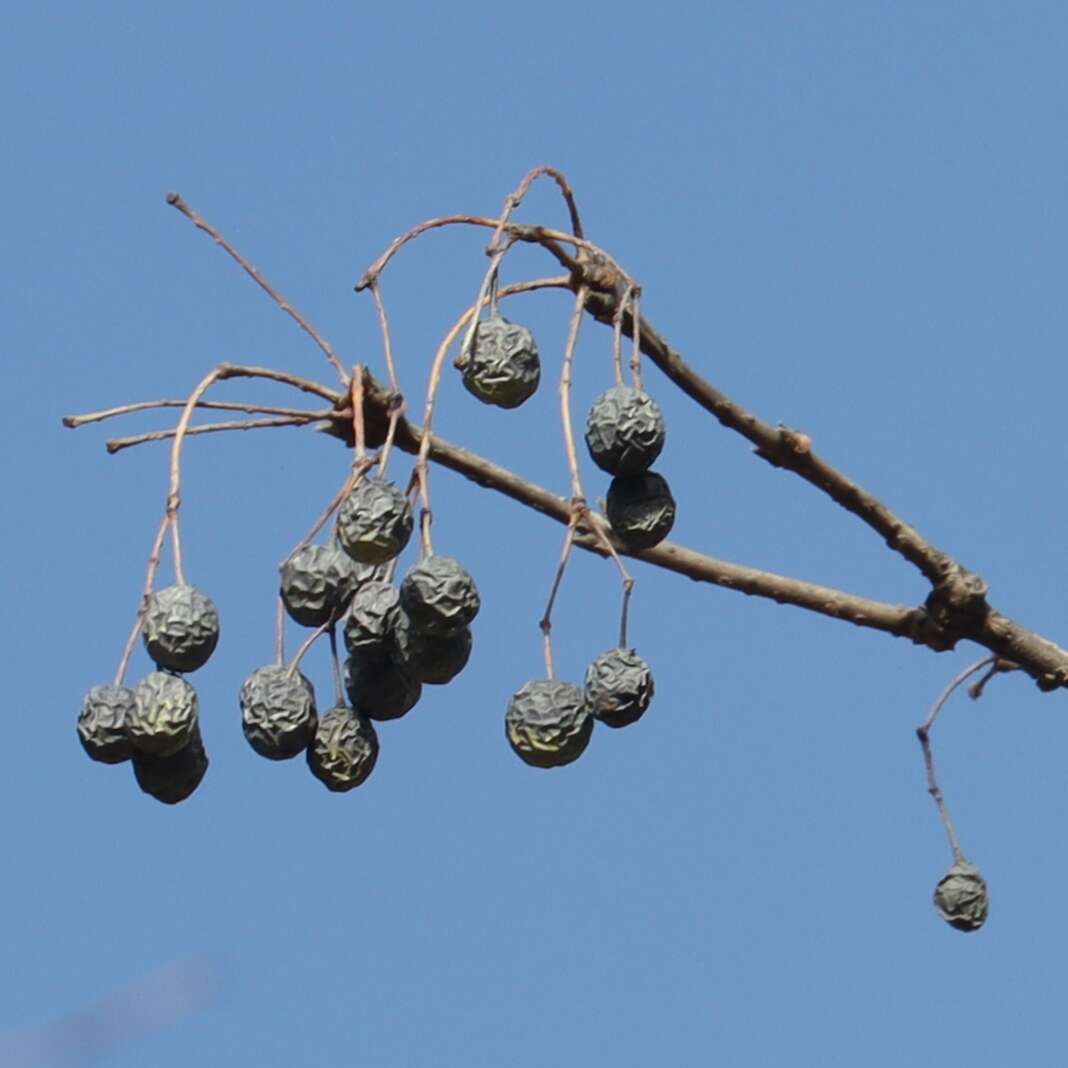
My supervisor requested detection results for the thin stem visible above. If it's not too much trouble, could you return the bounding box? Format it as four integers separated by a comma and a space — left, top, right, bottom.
287, 462, 373, 562
106, 414, 324, 454
611, 283, 634, 387
539, 515, 579, 680
113, 513, 172, 686
350, 366, 367, 464
377, 400, 402, 476
459, 237, 515, 363
355, 215, 602, 291
64, 398, 331, 427
328, 625, 345, 706
629, 290, 643, 389
166, 193, 348, 383
488, 165, 585, 252
916, 655, 997, 862
560, 285, 590, 501
286, 619, 331, 678
367, 280, 400, 393
275, 595, 286, 666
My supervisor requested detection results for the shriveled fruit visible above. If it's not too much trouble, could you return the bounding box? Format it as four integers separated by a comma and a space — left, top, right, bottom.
394, 611, 472, 685
505, 679, 593, 769
77, 684, 136, 764
128, 672, 199, 757
605, 471, 676, 549
585, 385, 665, 476
337, 477, 413, 564
456, 314, 540, 409
400, 556, 480, 636
142, 584, 219, 673
343, 581, 402, 657
132, 727, 209, 805
933, 860, 989, 932
585, 648, 654, 728
280, 543, 360, 627
240, 664, 317, 760
307, 706, 379, 792
344, 653, 421, 722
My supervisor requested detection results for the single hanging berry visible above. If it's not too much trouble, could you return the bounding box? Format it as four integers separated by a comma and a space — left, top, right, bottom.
77, 684, 136, 764
505, 679, 593, 769
127, 672, 199, 757
393, 611, 472, 685
343, 581, 402, 657
606, 471, 676, 549
239, 664, 318, 760
344, 653, 422, 722
933, 860, 989, 932
132, 727, 209, 805
142, 584, 220, 673
455, 314, 541, 409
307, 706, 380, 792
585, 385, 665, 476
400, 556, 480, 636
585, 648, 655, 728
280, 543, 361, 627
336, 477, 413, 564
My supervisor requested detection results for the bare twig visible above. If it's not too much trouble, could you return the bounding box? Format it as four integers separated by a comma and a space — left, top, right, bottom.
559, 285, 590, 502
106, 414, 324, 454
64, 398, 331, 427
539, 514, 580, 679
166, 193, 348, 382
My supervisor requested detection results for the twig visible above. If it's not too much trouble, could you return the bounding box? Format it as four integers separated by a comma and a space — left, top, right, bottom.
286, 619, 331, 678
539, 515, 579, 679
487, 164, 584, 252
64, 398, 331, 427
611, 282, 634, 387
350, 367, 367, 463
559, 285, 590, 502
916, 656, 998, 861
106, 414, 324, 454
113, 513, 172, 686
367, 280, 400, 394
328, 625, 345, 707
166, 193, 348, 383
275, 595, 285, 665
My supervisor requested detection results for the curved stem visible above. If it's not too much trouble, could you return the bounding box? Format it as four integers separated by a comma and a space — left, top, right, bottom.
916, 655, 997, 862
559, 286, 590, 502
539, 515, 579, 680
64, 398, 331, 428
367, 280, 400, 394
106, 414, 324, 454
286, 619, 331, 678
113, 513, 172, 686
488, 165, 584, 251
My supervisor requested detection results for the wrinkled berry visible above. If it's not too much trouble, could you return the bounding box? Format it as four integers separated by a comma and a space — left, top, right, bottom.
240, 664, 317, 760
585, 648, 654, 728
606, 471, 676, 549
307, 706, 379, 792
142, 584, 219, 673
585, 385, 665, 476
505, 679, 593, 769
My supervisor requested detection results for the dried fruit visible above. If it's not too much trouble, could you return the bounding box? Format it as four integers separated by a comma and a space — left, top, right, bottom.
456, 314, 540, 409
394, 611, 472, 685
337, 477, 413, 564
606, 471, 676, 549
933, 860, 989, 932
343, 581, 402, 657
585, 648, 654, 728
132, 727, 209, 804
280, 543, 360, 627
77, 684, 136, 764
585, 385, 665, 476
505, 679, 593, 768
400, 556, 480, 636
128, 672, 199, 757
307, 705, 379, 792
142, 584, 220, 673
344, 653, 421, 722
240, 664, 318, 760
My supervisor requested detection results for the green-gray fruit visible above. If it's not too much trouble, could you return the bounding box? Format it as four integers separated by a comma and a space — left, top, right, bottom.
400, 556, 480, 636
585, 648, 654, 728
142, 584, 219, 673
606, 471, 676, 549
307, 706, 379, 792
505, 679, 593, 769
337, 478, 413, 564
240, 664, 317, 760
933, 860, 989, 932
456, 314, 540, 409
128, 672, 199, 757
585, 385, 665, 476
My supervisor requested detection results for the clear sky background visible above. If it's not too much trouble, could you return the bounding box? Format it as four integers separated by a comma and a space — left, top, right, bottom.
4, 3, 1068, 1065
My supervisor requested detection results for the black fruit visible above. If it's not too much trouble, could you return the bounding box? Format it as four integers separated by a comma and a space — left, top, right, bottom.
343, 581, 402, 657
307, 706, 379, 792
280, 543, 360, 627
456, 314, 540, 409
142, 584, 220, 673
585, 385, 665, 476
585, 648, 654, 728
77, 684, 136, 764
933, 860, 989, 932
394, 611, 472, 685
128, 672, 199, 757
336, 477, 413, 564
344, 653, 421, 722
400, 556, 480, 636
505, 679, 593, 769
240, 664, 318, 760
605, 471, 676, 549
132, 727, 209, 804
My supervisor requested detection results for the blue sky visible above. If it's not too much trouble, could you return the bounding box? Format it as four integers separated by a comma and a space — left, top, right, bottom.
5, 3, 1068, 1065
